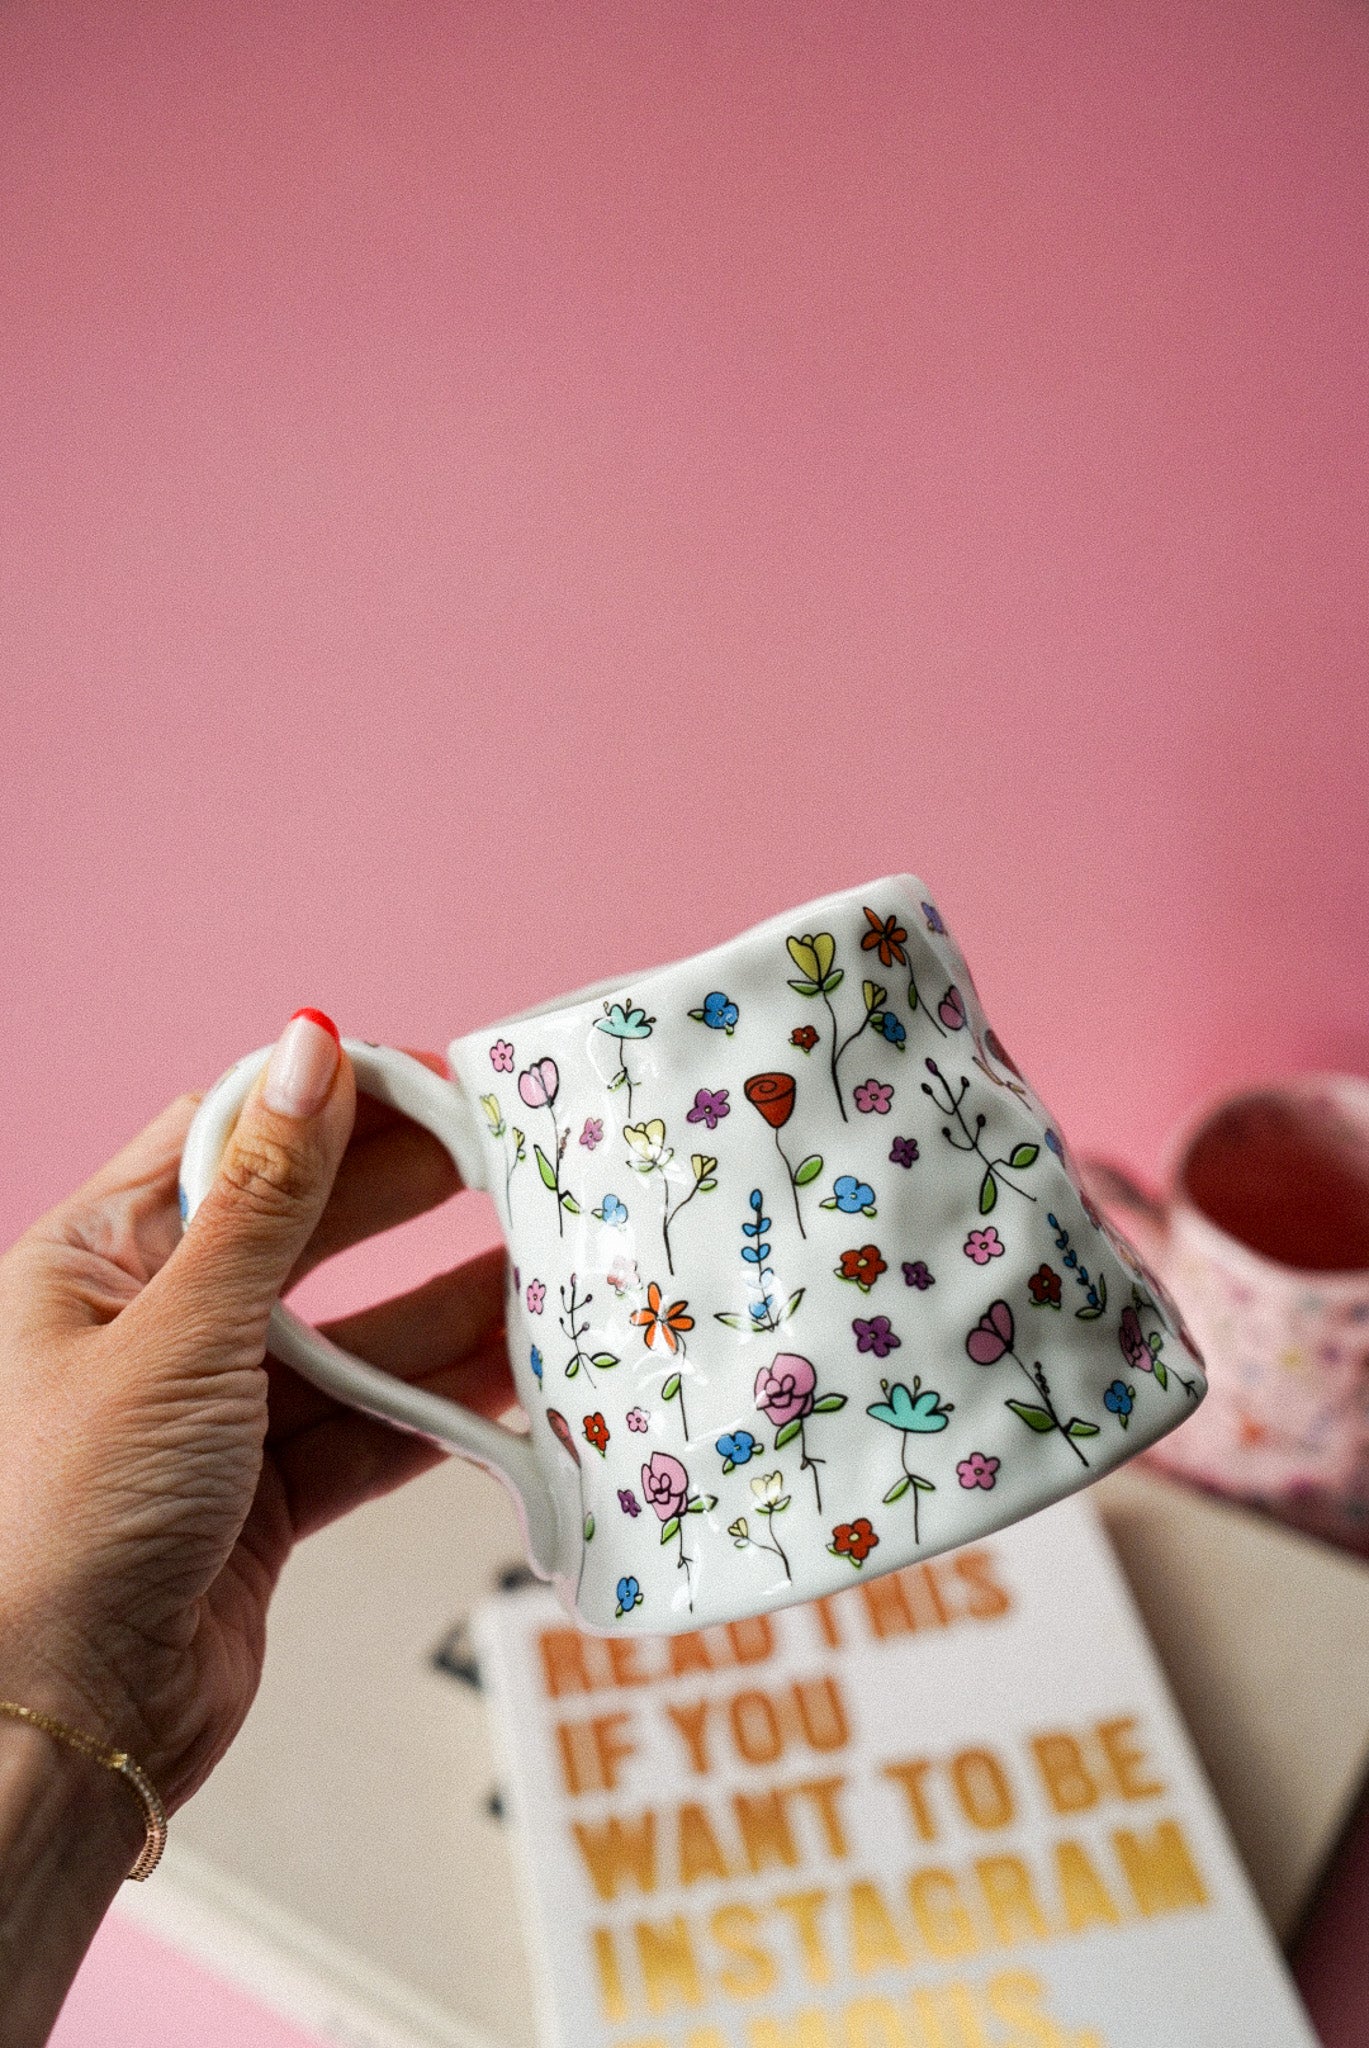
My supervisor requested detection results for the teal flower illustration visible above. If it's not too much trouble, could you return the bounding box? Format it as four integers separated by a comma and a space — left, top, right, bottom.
865, 1375, 951, 1541
595, 998, 654, 1115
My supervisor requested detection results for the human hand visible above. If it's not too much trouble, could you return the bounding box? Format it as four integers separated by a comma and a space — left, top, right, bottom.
0, 1012, 514, 1816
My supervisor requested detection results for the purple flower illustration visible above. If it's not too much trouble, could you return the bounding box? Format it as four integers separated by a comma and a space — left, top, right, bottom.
922, 901, 946, 934
490, 1039, 514, 1072
889, 1136, 919, 1167
580, 1117, 604, 1150
964, 1227, 1005, 1265
526, 1279, 545, 1314
618, 1488, 642, 1517
626, 1406, 650, 1432
903, 1260, 936, 1290
687, 1087, 731, 1132
854, 1078, 894, 1115
853, 1315, 900, 1359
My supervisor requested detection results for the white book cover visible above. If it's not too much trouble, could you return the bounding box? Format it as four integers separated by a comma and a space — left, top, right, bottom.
474, 1492, 1320, 2048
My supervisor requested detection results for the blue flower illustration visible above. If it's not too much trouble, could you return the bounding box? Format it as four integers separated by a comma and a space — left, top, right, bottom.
827, 1174, 877, 1215
595, 1193, 629, 1227
1044, 1128, 1064, 1158
596, 1001, 654, 1039
530, 1345, 543, 1383
615, 1576, 643, 1617
1104, 1379, 1135, 1426
716, 1430, 759, 1472
693, 991, 739, 1033
879, 1011, 907, 1046
866, 1380, 953, 1432
921, 901, 946, 934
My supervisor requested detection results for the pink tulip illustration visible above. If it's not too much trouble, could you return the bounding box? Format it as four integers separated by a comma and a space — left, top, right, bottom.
518, 1057, 559, 1109
964, 1297, 1095, 1465
517, 1057, 578, 1235
938, 985, 967, 1031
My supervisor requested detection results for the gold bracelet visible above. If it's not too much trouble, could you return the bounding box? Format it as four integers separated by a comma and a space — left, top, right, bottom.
0, 1700, 167, 1880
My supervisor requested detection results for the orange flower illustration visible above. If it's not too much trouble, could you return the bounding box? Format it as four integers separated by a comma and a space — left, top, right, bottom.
630, 1281, 695, 1354
861, 907, 909, 968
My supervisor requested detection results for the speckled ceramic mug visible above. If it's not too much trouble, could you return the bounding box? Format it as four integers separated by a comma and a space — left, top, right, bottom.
1086, 1073, 1369, 1554
179, 875, 1206, 1634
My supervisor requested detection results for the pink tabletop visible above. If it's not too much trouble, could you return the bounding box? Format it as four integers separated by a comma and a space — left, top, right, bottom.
1, 1, 1364, 2041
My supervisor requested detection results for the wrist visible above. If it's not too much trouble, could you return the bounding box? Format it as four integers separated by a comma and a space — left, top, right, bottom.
0, 1710, 145, 2046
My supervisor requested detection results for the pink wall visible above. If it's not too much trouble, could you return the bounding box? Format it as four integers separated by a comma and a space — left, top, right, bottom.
1, 1, 1365, 2040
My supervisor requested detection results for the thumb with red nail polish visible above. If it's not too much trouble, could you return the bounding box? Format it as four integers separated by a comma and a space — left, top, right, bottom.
127, 1010, 357, 1378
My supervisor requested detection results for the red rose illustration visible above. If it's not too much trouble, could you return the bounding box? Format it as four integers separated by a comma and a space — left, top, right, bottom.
744, 1072, 797, 1129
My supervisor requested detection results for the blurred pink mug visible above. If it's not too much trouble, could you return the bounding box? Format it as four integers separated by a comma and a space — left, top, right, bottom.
1086, 1073, 1369, 1553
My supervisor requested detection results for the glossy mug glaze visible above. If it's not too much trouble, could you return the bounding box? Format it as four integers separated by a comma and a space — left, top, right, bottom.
179, 876, 1206, 1633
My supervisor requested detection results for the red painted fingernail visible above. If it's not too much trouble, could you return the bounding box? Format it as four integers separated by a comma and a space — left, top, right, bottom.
289, 1007, 340, 1043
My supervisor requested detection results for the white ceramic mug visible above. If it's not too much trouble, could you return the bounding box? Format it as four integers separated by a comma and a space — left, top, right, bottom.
180, 875, 1206, 1633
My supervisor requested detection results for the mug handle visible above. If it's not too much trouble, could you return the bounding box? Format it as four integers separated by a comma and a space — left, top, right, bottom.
1077, 1155, 1171, 1267
178, 1039, 560, 1579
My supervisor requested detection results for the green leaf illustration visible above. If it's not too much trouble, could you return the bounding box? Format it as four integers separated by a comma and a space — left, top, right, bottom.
1075, 1304, 1105, 1322
883, 1475, 912, 1503
794, 1155, 824, 1187
560, 1191, 581, 1214
565, 1359, 579, 1378
1009, 1143, 1040, 1170
1097, 1273, 1108, 1309
534, 1146, 558, 1191
911, 1474, 936, 1491
607, 1069, 627, 1091
590, 1352, 619, 1369
584, 1515, 595, 1541
773, 1418, 803, 1449
978, 1169, 998, 1214
787, 979, 823, 998
659, 1516, 681, 1543
812, 1393, 848, 1414
1066, 1418, 1101, 1440
822, 970, 845, 994
688, 1008, 704, 1021
662, 1374, 681, 1402
714, 1312, 748, 1330
782, 1289, 805, 1321
722, 1458, 735, 1474
1153, 1360, 1169, 1391
1006, 1399, 1055, 1432
768, 1496, 791, 1515
691, 1494, 717, 1513
698, 1178, 718, 1193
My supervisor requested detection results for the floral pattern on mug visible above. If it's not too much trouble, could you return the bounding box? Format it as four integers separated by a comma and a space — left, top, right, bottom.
452, 879, 1205, 1631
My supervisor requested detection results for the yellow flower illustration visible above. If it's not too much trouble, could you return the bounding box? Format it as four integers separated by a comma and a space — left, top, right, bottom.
751, 1470, 786, 1505
623, 1118, 672, 1169
786, 931, 836, 986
